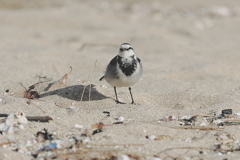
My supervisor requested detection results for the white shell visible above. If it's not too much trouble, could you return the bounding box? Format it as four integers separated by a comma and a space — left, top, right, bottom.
117, 154, 130, 160
5, 114, 15, 126
148, 135, 156, 140
74, 124, 83, 129
150, 158, 163, 160
16, 111, 28, 124
117, 116, 124, 122
18, 124, 24, 129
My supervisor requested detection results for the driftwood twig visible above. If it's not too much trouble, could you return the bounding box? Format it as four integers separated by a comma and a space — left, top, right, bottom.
169, 126, 222, 131
0, 114, 53, 122
0, 142, 12, 146
26, 116, 53, 122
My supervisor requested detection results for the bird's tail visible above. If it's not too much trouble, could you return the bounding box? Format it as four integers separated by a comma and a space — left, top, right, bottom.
99, 76, 105, 81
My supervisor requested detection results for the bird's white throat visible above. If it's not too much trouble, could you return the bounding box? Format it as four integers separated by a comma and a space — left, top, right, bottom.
118, 50, 135, 59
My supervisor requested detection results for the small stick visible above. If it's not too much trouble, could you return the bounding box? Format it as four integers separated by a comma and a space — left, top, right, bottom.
219, 121, 240, 126
0, 142, 12, 146
224, 119, 240, 122
31, 102, 46, 113
55, 103, 64, 108
80, 60, 97, 101
27, 100, 46, 113
105, 123, 130, 126
0, 114, 8, 117
0, 114, 53, 122
80, 83, 88, 102
89, 60, 97, 101
26, 116, 53, 122
20, 83, 28, 91
158, 146, 240, 156
169, 126, 222, 131
190, 115, 215, 117
10, 91, 25, 97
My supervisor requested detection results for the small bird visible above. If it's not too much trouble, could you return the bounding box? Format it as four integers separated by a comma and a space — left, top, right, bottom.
100, 43, 143, 104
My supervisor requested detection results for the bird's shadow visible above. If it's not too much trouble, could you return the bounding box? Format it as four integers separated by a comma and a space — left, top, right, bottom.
39, 84, 108, 101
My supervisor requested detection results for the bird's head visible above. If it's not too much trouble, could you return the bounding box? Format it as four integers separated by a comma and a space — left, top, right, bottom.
118, 43, 135, 58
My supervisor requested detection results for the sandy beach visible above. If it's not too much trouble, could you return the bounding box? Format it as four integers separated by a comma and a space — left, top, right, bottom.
1, 0, 240, 159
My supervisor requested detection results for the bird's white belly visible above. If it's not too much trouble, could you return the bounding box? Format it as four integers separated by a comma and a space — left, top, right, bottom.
105, 75, 138, 87
105, 63, 142, 87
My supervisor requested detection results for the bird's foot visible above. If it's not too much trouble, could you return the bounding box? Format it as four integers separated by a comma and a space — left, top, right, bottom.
116, 100, 125, 104
130, 101, 139, 105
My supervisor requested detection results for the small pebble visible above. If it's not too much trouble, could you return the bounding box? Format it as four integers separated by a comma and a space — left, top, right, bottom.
117, 116, 124, 122
185, 137, 192, 143
18, 124, 24, 130
117, 154, 130, 160
82, 137, 90, 143
214, 110, 222, 116
147, 135, 156, 140
0, 98, 2, 102
3, 90, 9, 96
162, 115, 176, 122
74, 124, 83, 129
26, 140, 33, 147
150, 158, 163, 160
52, 140, 65, 149
100, 84, 107, 88
213, 6, 231, 17
66, 106, 79, 115
16, 111, 28, 124
180, 115, 191, 119
199, 122, 206, 126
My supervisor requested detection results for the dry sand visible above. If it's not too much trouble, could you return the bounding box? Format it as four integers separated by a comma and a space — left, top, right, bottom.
1, 0, 240, 159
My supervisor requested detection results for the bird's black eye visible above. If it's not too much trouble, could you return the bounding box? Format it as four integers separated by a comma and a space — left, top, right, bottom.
127, 47, 133, 51
120, 48, 124, 52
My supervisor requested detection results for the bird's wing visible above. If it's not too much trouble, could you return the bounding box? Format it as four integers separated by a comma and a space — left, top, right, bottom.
99, 56, 118, 81
109, 55, 118, 66
137, 57, 141, 63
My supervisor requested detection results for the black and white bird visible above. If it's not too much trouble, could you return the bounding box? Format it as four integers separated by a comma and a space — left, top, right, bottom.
99, 43, 143, 104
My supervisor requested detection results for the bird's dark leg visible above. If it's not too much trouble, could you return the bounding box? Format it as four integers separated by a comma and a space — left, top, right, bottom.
128, 87, 135, 104
114, 87, 124, 104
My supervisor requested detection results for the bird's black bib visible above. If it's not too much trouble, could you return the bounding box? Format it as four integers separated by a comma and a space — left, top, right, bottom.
117, 55, 138, 76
